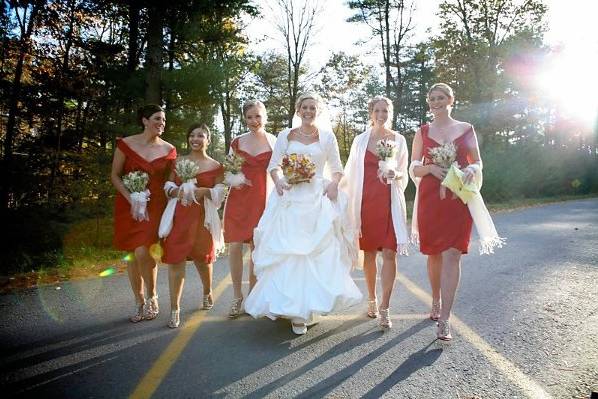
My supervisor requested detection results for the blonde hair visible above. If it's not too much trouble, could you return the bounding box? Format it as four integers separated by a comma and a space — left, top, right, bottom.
295, 92, 325, 115
427, 83, 454, 99
242, 99, 268, 124
367, 96, 394, 128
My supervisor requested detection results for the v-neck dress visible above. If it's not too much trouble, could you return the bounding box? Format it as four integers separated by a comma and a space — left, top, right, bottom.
162, 165, 224, 264
223, 138, 272, 243
417, 124, 475, 254
113, 138, 177, 251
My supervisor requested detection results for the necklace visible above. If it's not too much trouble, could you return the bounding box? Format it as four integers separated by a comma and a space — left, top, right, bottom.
297, 127, 318, 137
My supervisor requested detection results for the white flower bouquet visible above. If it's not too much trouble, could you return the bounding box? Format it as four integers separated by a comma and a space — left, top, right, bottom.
428, 142, 459, 199
223, 152, 250, 188
123, 170, 150, 221
175, 158, 200, 206
375, 139, 399, 184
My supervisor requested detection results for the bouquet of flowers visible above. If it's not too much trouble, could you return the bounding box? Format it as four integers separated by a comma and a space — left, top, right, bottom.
428, 142, 457, 169
175, 158, 200, 206
223, 152, 250, 188
375, 139, 399, 184
122, 170, 150, 221
281, 153, 316, 184
428, 142, 458, 199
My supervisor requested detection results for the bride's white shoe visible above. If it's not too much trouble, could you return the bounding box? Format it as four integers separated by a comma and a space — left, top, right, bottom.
291, 322, 307, 335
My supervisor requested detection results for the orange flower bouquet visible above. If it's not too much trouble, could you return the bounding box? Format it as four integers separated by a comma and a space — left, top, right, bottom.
281, 153, 316, 184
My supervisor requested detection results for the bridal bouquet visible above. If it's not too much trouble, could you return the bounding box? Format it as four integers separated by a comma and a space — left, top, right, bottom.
281, 153, 316, 184
375, 139, 399, 184
123, 170, 150, 221
175, 158, 200, 206
428, 142, 458, 199
223, 152, 250, 188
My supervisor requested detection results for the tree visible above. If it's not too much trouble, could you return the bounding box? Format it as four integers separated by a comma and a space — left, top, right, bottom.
348, 0, 415, 129
271, 0, 321, 127
433, 0, 547, 144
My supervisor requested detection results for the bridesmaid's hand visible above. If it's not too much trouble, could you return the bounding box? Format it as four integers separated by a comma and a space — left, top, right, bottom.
324, 181, 338, 201
462, 166, 475, 185
385, 169, 396, 179
194, 187, 209, 199
275, 179, 290, 196
428, 164, 447, 180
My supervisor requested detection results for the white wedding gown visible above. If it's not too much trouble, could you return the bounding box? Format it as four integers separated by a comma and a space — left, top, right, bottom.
245, 139, 363, 322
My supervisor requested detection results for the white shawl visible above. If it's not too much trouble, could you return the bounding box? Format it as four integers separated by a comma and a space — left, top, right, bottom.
204, 184, 228, 256
340, 128, 410, 256
409, 159, 505, 255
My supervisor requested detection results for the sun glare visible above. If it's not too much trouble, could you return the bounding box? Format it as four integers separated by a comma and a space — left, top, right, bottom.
535, 43, 598, 128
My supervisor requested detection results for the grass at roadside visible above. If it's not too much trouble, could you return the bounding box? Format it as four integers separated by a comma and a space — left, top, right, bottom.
1, 194, 596, 293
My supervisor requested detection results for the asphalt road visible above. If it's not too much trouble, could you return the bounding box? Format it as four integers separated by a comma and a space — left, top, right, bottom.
1, 199, 597, 398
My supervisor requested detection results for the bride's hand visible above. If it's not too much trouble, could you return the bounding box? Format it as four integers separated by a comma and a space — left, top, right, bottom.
324, 181, 338, 201
275, 178, 291, 196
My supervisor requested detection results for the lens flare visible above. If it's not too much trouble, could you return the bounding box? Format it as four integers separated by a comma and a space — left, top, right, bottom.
149, 243, 163, 260
99, 267, 116, 277
122, 253, 134, 262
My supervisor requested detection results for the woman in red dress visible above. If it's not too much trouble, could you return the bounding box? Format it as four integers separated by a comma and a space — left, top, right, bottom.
223, 100, 276, 318
410, 83, 482, 341
111, 104, 176, 323
342, 97, 409, 329
162, 124, 224, 328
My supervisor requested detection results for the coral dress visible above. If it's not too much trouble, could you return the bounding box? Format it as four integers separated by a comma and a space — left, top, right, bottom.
359, 151, 397, 251
113, 139, 176, 251
162, 165, 224, 265
417, 124, 475, 254
223, 138, 272, 243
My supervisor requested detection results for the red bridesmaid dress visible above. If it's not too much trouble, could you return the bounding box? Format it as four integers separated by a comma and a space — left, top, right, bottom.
359, 150, 397, 252
417, 124, 475, 255
223, 138, 272, 243
162, 165, 224, 264
113, 138, 177, 251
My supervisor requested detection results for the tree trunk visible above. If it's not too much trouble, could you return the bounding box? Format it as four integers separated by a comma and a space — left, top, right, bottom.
144, 5, 163, 105
123, 1, 140, 123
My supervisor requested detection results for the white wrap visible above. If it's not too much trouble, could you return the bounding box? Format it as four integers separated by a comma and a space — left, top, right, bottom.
158, 181, 178, 238
409, 160, 505, 255
130, 190, 150, 221
341, 128, 410, 258
204, 183, 227, 256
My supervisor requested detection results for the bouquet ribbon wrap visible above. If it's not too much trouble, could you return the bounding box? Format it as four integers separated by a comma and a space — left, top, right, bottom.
224, 171, 251, 188
130, 190, 150, 221
377, 159, 398, 185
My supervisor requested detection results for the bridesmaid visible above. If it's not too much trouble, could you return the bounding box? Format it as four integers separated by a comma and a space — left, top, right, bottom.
342, 96, 409, 329
111, 104, 176, 322
223, 100, 276, 318
410, 83, 501, 341
162, 123, 224, 328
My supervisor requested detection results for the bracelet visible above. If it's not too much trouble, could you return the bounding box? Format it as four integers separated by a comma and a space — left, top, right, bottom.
166, 186, 175, 197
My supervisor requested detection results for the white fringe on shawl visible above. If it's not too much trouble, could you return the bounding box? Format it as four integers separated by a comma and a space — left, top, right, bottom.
340, 128, 410, 263
409, 160, 505, 255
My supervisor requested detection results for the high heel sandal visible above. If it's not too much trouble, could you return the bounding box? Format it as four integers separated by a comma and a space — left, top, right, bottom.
202, 292, 214, 310
367, 299, 379, 318
143, 296, 159, 320
430, 301, 441, 321
168, 310, 180, 328
379, 307, 392, 329
436, 319, 452, 341
228, 297, 243, 319
130, 301, 145, 323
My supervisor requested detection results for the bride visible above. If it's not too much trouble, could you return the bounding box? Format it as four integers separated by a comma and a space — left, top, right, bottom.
244, 93, 363, 335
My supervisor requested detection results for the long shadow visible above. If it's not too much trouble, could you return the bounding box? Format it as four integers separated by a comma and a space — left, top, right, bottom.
246, 324, 382, 398
361, 340, 443, 399
295, 319, 430, 399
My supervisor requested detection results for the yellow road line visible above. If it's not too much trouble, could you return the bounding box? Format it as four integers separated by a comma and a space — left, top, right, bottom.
398, 272, 553, 399
129, 273, 232, 399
